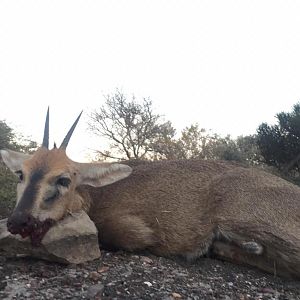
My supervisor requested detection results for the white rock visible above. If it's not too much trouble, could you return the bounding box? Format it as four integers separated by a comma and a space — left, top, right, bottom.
143, 281, 153, 287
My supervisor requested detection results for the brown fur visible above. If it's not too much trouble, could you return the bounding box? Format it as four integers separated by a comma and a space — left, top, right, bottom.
21, 148, 86, 222
84, 160, 300, 279
2, 148, 300, 279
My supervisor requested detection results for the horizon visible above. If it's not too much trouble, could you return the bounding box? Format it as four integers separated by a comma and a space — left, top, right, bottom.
1, 98, 297, 162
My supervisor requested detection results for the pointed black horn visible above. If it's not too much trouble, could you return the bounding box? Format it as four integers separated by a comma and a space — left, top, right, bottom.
60, 111, 83, 149
42, 107, 50, 149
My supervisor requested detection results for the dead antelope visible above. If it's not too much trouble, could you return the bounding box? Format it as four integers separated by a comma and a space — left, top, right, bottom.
1, 109, 299, 279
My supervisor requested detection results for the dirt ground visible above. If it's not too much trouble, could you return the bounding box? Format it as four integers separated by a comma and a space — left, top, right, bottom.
0, 249, 299, 300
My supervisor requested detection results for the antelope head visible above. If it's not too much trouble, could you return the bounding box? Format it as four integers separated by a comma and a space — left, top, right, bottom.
0, 108, 132, 246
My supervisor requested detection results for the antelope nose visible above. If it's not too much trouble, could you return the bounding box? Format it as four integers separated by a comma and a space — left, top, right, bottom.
7, 212, 33, 233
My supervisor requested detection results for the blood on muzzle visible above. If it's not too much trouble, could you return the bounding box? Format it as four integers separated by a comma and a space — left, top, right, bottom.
7, 211, 33, 235
7, 211, 55, 246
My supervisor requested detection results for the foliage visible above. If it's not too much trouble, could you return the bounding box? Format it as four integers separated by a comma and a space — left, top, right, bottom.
0, 161, 17, 217
152, 124, 219, 160
0, 120, 38, 153
0, 120, 16, 150
153, 123, 261, 165
212, 135, 262, 165
257, 103, 300, 174
0, 120, 37, 217
89, 90, 263, 165
176, 124, 211, 159
89, 90, 176, 160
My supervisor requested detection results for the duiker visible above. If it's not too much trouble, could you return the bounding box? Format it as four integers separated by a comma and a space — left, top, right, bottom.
1, 109, 299, 279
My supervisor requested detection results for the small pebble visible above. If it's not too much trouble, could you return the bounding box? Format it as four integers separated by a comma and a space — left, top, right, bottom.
89, 271, 101, 282
98, 266, 110, 273
259, 287, 275, 294
144, 281, 153, 287
171, 292, 182, 298
141, 256, 153, 264
86, 283, 104, 298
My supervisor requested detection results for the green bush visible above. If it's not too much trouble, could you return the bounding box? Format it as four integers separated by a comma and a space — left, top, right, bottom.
0, 162, 17, 218
0, 119, 37, 218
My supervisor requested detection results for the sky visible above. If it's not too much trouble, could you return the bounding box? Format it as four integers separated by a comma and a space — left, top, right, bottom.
1, 0, 300, 161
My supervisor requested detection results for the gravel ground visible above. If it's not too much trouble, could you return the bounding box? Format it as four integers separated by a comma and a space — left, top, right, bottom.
0, 208, 299, 299
0, 250, 299, 300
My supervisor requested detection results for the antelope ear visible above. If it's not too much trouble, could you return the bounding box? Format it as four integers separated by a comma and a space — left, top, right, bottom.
75, 162, 132, 187
0, 149, 32, 173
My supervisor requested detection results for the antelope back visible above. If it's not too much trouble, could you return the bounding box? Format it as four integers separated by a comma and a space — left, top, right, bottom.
87, 159, 300, 278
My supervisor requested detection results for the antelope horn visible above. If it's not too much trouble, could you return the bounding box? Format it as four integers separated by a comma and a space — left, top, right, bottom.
42, 107, 50, 149
60, 111, 83, 149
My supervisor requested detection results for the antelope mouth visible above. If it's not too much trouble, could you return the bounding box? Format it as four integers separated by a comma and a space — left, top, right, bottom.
7, 217, 55, 247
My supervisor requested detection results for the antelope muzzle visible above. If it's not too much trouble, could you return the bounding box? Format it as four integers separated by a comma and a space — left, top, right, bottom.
7, 211, 55, 247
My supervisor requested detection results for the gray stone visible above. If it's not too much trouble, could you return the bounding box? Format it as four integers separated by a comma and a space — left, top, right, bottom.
86, 283, 105, 298
0, 211, 101, 264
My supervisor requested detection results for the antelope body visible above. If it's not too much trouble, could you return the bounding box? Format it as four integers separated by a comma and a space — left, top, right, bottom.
1, 110, 299, 279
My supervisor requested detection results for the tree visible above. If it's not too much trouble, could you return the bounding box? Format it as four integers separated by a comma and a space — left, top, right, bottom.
257, 103, 300, 174
0, 120, 38, 152
0, 120, 38, 217
177, 124, 210, 159
168, 124, 219, 160
154, 123, 261, 164
0, 120, 16, 150
151, 124, 210, 160
88, 90, 262, 164
0, 120, 20, 216
206, 134, 261, 164
235, 135, 263, 165
89, 90, 176, 160
208, 135, 241, 161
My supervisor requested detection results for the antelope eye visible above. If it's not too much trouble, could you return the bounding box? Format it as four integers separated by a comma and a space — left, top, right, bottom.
15, 170, 24, 182
56, 177, 71, 188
